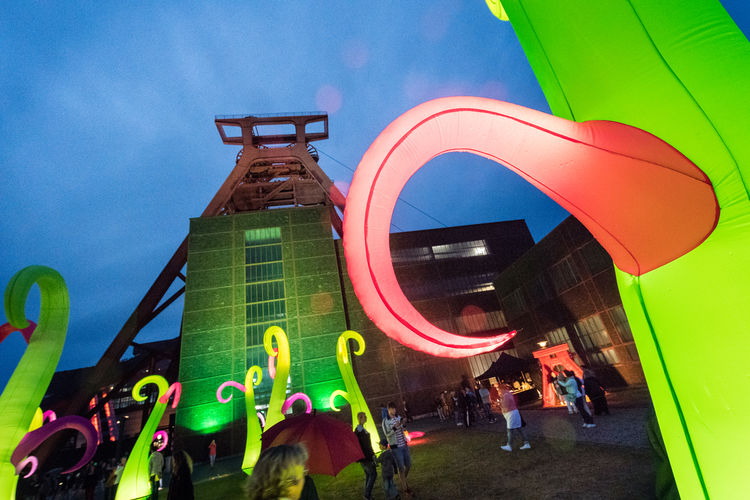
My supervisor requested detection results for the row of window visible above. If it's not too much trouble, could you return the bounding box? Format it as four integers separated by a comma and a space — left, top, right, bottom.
501, 242, 613, 319
400, 272, 496, 301
540, 307, 638, 367
247, 320, 288, 348
246, 280, 286, 304
391, 240, 489, 265
246, 262, 284, 282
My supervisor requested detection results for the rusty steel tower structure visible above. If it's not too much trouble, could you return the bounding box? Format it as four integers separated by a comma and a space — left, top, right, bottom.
60, 112, 345, 426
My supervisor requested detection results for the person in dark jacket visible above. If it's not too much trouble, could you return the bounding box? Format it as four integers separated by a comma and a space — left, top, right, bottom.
167, 450, 194, 500
376, 440, 400, 500
583, 368, 610, 415
354, 411, 377, 500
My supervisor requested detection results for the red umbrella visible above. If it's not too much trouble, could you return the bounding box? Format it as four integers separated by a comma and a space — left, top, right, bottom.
261, 411, 364, 476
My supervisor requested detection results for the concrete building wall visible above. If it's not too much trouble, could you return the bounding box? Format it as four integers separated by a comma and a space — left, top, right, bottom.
177, 206, 349, 457
494, 216, 645, 387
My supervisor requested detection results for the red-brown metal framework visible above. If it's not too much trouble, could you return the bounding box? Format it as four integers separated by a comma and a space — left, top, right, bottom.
59, 112, 344, 422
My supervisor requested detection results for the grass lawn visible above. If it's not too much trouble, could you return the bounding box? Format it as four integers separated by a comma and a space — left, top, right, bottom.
190, 426, 657, 500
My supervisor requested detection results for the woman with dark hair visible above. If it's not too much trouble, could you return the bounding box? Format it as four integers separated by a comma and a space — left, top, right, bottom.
167, 450, 194, 500
583, 368, 610, 415
247, 444, 309, 500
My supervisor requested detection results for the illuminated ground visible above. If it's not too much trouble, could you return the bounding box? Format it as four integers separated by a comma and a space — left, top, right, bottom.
187, 387, 657, 499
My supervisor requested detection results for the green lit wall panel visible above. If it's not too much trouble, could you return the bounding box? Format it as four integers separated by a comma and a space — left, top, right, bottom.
180, 327, 233, 358
177, 206, 348, 459
182, 306, 233, 333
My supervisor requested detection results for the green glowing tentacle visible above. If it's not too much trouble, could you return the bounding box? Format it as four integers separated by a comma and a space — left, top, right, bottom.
1, 266, 69, 500
328, 390, 350, 411
242, 366, 263, 474
263, 326, 290, 429
335, 331, 380, 451
115, 376, 169, 500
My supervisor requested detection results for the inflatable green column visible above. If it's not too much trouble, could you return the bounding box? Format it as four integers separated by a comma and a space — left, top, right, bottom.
263, 326, 290, 429
492, 1, 750, 497
116, 376, 179, 500
1, 266, 69, 500
329, 331, 380, 452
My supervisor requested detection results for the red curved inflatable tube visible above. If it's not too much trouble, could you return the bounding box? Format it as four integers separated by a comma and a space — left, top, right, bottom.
343, 97, 717, 358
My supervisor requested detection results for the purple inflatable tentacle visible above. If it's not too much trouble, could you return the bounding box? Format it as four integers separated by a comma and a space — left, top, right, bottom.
11, 416, 97, 474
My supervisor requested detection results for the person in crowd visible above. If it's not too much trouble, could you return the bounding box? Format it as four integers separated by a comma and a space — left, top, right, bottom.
558, 371, 595, 427
436, 396, 446, 422
402, 399, 412, 423
167, 450, 194, 500
450, 391, 460, 425
382, 401, 414, 497
83, 462, 99, 500
583, 368, 610, 415
554, 372, 577, 413
113, 457, 126, 497
208, 439, 217, 469
478, 382, 495, 422
456, 387, 469, 428
498, 384, 531, 452
376, 440, 400, 500
490, 383, 500, 405
247, 444, 310, 500
149, 444, 165, 499
440, 391, 451, 422
354, 411, 377, 500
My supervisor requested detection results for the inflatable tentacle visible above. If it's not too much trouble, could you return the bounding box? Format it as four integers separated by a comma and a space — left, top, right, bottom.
263, 326, 290, 429
152, 430, 168, 453
241, 366, 263, 474
14, 456, 36, 479
328, 390, 350, 411
0, 266, 69, 500
216, 381, 246, 403
11, 415, 97, 474
115, 376, 173, 500
334, 331, 380, 451
281, 393, 312, 414
158, 382, 181, 408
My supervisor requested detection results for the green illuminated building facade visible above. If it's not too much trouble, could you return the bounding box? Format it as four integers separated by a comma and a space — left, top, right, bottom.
177, 206, 349, 456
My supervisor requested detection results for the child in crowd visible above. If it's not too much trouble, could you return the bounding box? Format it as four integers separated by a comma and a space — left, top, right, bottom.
376, 440, 400, 500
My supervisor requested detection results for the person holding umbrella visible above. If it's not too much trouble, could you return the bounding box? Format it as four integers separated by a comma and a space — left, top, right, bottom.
247, 444, 310, 500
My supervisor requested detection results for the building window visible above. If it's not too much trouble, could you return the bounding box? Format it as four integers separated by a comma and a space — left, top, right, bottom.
589, 348, 620, 366
501, 288, 527, 319
399, 272, 497, 301
528, 273, 554, 305
625, 343, 640, 361
579, 241, 612, 275
609, 305, 633, 342
573, 315, 612, 350
391, 240, 489, 265
545, 326, 576, 353
245, 227, 287, 368
548, 256, 582, 293
431, 240, 489, 260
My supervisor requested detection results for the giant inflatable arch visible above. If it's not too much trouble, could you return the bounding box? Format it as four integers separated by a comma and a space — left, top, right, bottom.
344, 1, 750, 498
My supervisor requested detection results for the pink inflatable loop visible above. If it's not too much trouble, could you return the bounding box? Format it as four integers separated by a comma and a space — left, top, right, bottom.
216, 381, 246, 403
343, 96, 717, 358
11, 416, 97, 474
0, 320, 36, 344
15, 456, 38, 478
268, 347, 278, 379
158, 382, 182, 408
281, 393, 312, 414
153, 430, 169, 452
42, 410, 57, 423
257, 411, 266, 428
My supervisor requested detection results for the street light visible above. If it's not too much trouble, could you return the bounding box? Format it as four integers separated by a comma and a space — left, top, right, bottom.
536, 340, 548, 349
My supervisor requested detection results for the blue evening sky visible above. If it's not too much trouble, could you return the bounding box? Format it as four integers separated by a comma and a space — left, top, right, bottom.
2, 1, 749, 385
